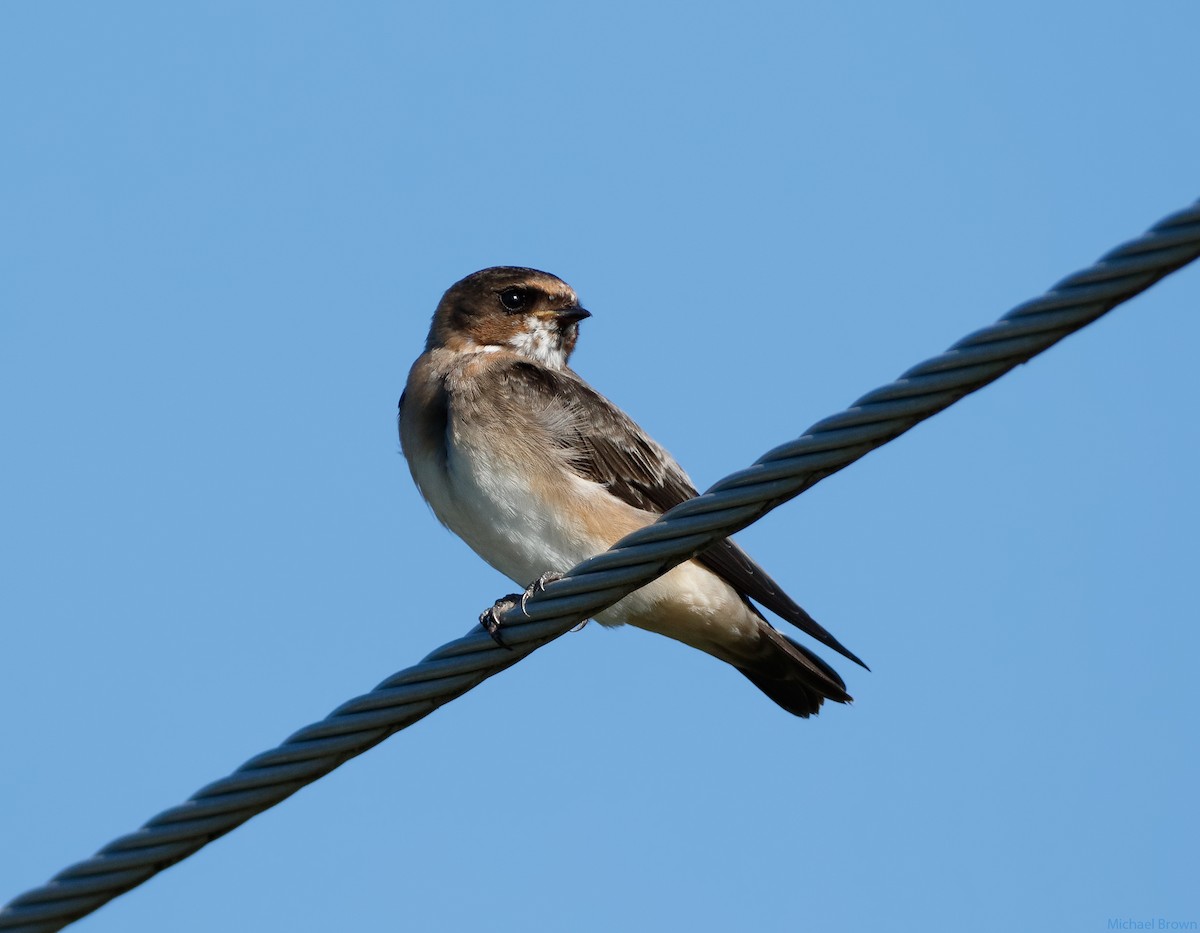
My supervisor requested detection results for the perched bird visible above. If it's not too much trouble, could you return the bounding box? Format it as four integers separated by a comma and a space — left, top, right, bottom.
399, 267, 866, 716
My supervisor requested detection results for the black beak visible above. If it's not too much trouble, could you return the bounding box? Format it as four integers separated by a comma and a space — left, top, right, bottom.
556, 306, 591, 325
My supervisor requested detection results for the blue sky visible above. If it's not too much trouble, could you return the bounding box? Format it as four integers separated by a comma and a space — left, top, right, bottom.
2, 3, 1198, 931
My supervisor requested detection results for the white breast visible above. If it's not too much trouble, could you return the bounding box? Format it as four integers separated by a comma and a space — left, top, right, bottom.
409, 431, 605, 588
410, 432, 756, 647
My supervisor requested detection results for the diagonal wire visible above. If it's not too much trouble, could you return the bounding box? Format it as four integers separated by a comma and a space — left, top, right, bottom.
3, 200, 1198, 933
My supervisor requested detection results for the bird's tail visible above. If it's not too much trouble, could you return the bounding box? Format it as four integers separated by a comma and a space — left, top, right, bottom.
734, 622, 852, 718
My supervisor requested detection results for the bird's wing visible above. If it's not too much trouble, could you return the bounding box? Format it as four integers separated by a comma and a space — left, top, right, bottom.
700, 540, 866, 668
497, 361, 697, 511
494, 360, 865, 668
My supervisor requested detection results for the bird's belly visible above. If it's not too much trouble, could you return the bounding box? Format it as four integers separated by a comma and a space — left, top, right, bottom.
414, 441, 615, 587
410, 435, 758, 655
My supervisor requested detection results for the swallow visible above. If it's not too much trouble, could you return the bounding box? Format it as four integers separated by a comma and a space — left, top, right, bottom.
399, 267, 866, 717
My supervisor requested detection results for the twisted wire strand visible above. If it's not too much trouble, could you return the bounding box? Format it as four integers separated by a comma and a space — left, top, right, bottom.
3, 200, 1198, 933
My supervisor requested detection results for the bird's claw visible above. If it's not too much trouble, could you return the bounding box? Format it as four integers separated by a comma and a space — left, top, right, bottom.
519, 570, 565, 616
479, 572, 566, 648
480, 595, 520, 650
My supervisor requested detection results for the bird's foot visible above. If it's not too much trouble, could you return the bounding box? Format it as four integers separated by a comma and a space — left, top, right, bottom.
479, 572, 565, 649
519, 570, 564, 616
480, 594, 521, 650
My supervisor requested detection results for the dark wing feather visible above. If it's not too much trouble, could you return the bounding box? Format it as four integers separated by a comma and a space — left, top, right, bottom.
499, 361, 866, 668
700, 540, 868, 669
498, 361, 699, 511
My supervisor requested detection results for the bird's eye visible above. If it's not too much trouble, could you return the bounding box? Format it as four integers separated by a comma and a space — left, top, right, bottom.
498, 287, 529, 313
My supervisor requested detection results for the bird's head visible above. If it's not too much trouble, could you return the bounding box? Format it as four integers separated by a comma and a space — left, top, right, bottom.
426, 267, 591, 369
